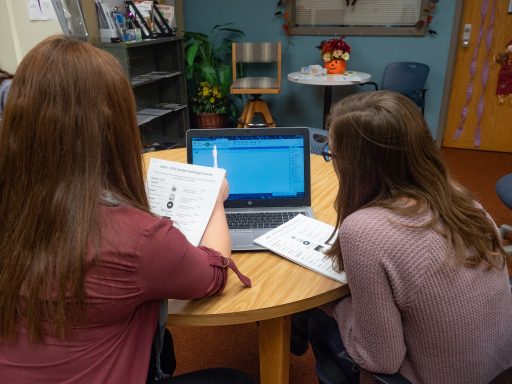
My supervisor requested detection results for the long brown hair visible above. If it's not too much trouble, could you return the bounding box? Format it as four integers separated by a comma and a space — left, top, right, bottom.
325, 91, 506, 271
0, 35, 149, 341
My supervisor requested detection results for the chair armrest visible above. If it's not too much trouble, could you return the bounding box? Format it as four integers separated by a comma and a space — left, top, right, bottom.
338, 350, 356, 365
338, 351, 412, 384
373, 373, 413, 384
359, 81, 378, 91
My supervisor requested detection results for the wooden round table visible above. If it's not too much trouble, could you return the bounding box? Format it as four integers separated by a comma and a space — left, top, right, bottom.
143, 148, 349, 384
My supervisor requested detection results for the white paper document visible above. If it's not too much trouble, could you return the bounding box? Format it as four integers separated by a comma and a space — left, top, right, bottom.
137, 108, 172, 116
254, 214, 347, 283
333, 74, 362, 82
136, 114, 158, 125
146, 158, 225, 246
26, 0, 57, 20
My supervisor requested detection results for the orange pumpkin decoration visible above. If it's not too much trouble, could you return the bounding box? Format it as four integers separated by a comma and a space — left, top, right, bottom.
324, 59, 346, 74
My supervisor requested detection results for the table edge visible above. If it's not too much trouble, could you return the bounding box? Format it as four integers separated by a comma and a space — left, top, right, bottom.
167, 285, 349, 326
287, 71, 372, 86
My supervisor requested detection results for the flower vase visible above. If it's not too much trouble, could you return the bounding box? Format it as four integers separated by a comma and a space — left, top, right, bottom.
324, 59, 346, 75
195, 113, 228, 129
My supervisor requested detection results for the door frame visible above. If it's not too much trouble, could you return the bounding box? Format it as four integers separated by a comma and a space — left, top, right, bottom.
435, 0, 464, 147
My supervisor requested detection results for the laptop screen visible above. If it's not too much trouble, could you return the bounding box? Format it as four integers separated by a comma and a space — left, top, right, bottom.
187, 128, 311, 208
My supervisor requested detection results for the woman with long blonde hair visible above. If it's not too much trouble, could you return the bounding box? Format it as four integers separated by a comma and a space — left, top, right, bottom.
291, 91, 512, 384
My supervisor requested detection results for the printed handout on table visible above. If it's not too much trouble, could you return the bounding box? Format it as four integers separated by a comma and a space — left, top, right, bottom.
254, 214, 346, 283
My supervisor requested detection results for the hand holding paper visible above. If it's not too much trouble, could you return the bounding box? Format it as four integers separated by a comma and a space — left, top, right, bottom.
146, 158, 226, 246
217, 177, 229, 203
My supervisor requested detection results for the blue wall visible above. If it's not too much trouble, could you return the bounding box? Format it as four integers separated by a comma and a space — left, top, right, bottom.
183, 1, 457, 137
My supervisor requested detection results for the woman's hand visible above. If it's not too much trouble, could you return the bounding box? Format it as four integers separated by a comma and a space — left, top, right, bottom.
217, 177, 229, 204
201, 176, 231, 257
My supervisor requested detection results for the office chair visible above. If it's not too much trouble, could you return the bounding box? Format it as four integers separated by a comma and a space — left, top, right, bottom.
231, 41, 281, 127
309, 127, 328, 155
147, 328, 253, 384
382, 62, 430, 115
496, 173, 512, 254
168, 368, 253, 384
339, 351, 512, 384
360, 62, 430, 115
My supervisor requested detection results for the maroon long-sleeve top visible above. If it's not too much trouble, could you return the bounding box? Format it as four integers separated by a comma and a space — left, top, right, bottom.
0, 205, 229, 383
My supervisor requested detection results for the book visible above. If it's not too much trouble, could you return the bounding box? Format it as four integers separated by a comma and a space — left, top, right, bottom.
254, 214, 347, 283
146, 158, 225, 246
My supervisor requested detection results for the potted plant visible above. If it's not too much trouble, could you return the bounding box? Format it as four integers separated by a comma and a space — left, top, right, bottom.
190, 81, 229, 128
184, 23, 244, 128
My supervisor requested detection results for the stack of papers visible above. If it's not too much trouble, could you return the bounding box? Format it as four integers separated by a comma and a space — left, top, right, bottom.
131, 71, 179, 86
136, 114, 158, 125
254, 215, 346, 283
332, 74, 362, 82
138, 108, 173, 116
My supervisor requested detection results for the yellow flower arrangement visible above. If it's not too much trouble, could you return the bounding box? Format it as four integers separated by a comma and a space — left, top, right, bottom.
191, 81, 228, 115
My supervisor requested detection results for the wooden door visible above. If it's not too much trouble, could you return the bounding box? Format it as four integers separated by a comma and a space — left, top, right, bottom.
442, 0, 512, 152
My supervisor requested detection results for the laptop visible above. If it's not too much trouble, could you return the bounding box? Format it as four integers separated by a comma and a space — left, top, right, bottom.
186, 127, 314, 251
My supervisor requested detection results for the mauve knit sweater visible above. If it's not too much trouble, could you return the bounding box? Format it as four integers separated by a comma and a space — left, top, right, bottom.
333, 206, 512, 384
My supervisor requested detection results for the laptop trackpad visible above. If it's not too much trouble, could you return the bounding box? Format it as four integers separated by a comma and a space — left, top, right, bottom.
233, 231, 255, 247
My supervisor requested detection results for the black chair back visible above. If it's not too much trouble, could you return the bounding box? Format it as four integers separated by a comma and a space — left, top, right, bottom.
381, 62, 430, 114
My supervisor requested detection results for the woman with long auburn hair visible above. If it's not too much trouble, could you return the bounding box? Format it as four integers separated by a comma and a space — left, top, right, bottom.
0, 35, 251, 383
291, 91, 512, 384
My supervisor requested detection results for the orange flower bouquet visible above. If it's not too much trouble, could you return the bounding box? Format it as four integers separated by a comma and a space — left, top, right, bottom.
318, 37, 351, 74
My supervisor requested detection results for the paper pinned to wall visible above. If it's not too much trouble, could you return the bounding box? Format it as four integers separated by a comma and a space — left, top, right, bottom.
26, 0, 57, 20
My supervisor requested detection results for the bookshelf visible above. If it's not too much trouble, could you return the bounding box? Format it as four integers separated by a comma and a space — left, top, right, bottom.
95, 36, 189, 150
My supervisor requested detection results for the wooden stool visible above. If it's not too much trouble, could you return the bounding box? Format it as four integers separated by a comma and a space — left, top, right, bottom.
231, 42, 281, 129
237, 96, 276, 128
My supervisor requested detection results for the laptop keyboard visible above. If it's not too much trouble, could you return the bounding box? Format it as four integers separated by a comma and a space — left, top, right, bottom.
227, 211, 306, 229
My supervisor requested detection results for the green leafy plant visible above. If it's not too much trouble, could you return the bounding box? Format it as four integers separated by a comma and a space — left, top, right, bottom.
184, 23, 244, 120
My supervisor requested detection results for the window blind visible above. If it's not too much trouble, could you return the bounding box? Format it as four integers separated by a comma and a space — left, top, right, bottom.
294, 0, 423, 27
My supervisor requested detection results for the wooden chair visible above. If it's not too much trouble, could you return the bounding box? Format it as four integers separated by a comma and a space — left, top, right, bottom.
231, 42, 281, 128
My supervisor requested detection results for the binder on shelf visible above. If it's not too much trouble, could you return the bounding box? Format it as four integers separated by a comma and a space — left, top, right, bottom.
124, 1, 175, 39
125, 1, 155, 39
152, 2, 175, 37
